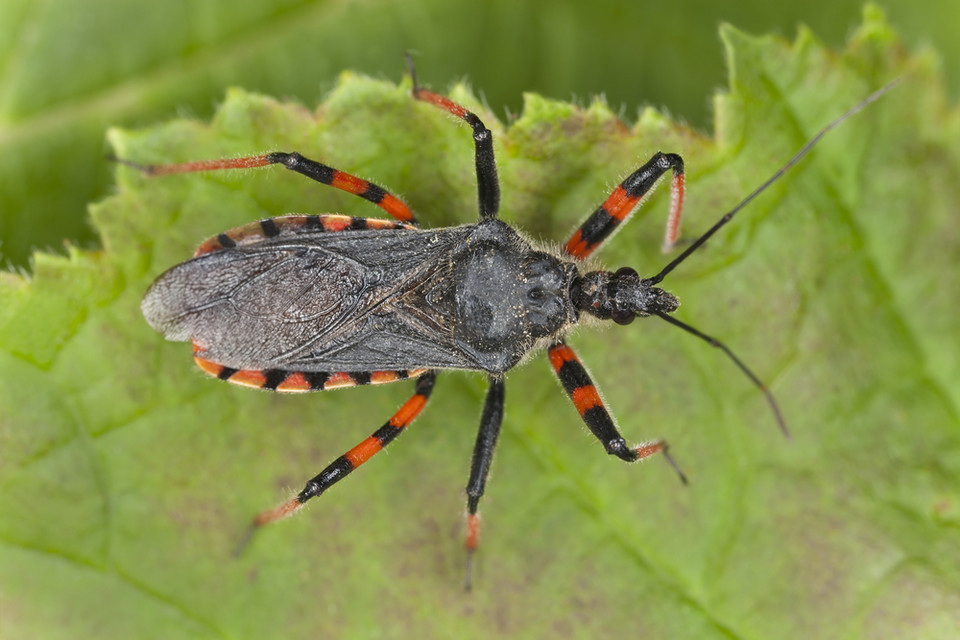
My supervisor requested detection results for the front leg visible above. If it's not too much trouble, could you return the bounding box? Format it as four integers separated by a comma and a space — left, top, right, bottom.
563, 152, 685, 260
547, 339, 686, 482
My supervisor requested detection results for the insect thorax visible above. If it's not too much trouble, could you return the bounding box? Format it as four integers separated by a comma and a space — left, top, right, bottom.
451, 220, 579, 373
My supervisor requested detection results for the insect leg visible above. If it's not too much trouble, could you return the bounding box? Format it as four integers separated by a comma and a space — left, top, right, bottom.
242, 372, 438, 537
463, 376, 505, 591
547, 339, 687, 483
646, 78, 901, 287
563, 152, 685, 260
113, 152, 418, 225
406, 54, 500, 222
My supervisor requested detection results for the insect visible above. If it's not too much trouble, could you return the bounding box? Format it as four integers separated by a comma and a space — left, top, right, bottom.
125, 58, 895, 588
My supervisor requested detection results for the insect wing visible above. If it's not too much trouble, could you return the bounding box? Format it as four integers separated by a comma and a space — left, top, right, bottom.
142, 226, 472, 371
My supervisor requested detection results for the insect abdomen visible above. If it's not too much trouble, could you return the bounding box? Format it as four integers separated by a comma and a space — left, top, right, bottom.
192, 348, 428, 392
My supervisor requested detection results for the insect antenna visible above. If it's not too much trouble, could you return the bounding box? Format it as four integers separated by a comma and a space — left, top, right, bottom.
644, 79, 899, 438
654, 310, 789, 438
646, 78, 901, 287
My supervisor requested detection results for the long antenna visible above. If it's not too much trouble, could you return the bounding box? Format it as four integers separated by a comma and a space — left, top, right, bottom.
655, 311, 789, 437
646, 78, 901, 286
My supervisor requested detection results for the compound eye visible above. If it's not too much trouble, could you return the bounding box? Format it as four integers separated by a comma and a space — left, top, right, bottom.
611, 309, 635, 325
615, 267, 638, 279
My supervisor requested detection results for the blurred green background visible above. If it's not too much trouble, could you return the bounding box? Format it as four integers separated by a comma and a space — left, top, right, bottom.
0, 0, 956, 269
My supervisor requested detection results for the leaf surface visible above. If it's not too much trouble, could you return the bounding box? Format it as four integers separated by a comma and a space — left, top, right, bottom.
2, 10, 959, 639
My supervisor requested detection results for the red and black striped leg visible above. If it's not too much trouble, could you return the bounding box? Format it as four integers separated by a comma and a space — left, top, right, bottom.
406, 54, 500, 221
113, 152, 418, 225
464, 376, 505, 591
564, 152, 685, 260
547, 339, 687, 483
239, 372, 437, 547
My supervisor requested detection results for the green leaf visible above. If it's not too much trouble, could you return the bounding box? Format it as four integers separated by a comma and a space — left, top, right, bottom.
3, 10, 959, 639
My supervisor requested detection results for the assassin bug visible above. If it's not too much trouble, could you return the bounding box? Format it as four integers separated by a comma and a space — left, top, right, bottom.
126, 58, 895, 588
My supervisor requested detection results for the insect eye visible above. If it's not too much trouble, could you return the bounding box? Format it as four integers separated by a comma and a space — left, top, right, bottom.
611, 309, 635, 325
615, 267, 638, 279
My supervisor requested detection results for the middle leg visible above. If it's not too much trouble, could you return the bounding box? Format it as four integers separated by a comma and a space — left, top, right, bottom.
407, 55, 500, 222
463, 376, 505, 590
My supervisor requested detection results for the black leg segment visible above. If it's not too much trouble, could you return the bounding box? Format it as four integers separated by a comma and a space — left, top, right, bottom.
407, 54, 501, 221
466, 377, 506, 515
464, 376, 505, 590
